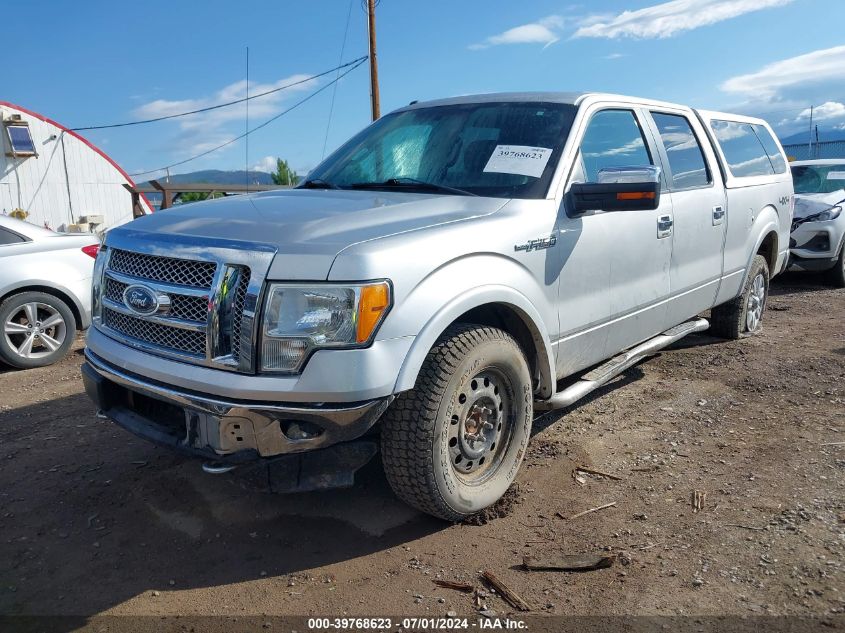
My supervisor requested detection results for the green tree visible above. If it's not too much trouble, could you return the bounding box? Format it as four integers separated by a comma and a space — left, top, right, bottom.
271, 158, 300, 186
177, 191, 224, 204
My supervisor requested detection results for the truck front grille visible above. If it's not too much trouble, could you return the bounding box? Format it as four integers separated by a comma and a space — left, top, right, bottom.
105, 277, 209, 323
109, 249, 217, 288
103, 307, 207, 356
230, 269, 250, 362
97, 244, 264, 372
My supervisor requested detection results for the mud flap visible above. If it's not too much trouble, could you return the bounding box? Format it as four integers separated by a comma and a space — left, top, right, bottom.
236, 440, 379, 493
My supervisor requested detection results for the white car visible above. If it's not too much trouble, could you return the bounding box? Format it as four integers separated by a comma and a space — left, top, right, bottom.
0, 216, 99, 368
789, 159, 845, 286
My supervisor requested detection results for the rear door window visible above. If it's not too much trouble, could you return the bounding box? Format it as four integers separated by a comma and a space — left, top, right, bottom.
651, 112, 711, 189
580, 109, 653, 182
0, 227, 27, 245
709, 120, 775, 178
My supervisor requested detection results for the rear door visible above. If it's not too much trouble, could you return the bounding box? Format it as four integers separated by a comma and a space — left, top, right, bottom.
644, 109, 726, 325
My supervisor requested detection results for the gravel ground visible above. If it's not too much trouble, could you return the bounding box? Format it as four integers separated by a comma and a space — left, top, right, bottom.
1, 272, 844, 625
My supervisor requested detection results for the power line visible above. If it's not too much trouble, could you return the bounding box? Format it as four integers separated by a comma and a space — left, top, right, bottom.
322, 0, 355, 160
70, 55, 368, 131
129, 56, 368, 178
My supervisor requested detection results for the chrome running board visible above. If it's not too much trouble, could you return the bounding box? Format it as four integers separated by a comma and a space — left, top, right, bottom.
536, 317, 710, 411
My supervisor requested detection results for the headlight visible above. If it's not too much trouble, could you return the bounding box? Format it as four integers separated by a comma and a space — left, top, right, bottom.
817, 205, 842, 221
260, 281, 391, 372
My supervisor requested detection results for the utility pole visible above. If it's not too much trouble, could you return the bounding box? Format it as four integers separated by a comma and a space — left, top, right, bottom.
807, 105, 814, 160
367, 0, 380, 120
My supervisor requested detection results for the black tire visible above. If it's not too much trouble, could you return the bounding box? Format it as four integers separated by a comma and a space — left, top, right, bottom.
0, 291, 76, 369
380, 324, 533, 521
828, 244, 845, 288
710, 255, 769, 340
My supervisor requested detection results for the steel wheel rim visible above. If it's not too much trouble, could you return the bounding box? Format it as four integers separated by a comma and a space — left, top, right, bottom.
745, 273, 766, 332
3, 302, 66, 360
447, 368, 514, 485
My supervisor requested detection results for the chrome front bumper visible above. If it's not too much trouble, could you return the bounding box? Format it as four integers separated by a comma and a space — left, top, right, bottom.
82, 349, 391, 461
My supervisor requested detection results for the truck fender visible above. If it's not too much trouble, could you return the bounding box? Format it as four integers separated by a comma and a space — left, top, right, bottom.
393, 284, 556, 399
738, 206, 780, 291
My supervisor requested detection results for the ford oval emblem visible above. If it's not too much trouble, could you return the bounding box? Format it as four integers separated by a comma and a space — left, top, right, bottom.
123, 284, 160, 316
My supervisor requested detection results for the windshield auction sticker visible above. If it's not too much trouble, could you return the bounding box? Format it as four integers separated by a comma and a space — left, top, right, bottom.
483, 145, 553, 178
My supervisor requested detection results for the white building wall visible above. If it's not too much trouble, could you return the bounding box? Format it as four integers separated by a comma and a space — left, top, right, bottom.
0, 102, 150, 232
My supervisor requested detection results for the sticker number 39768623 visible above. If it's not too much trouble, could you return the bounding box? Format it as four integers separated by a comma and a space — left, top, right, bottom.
483, 145, 554, 179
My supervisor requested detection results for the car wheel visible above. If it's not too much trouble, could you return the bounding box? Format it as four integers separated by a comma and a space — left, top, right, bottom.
711, 255, 770, 340
380, 324, 532, 521
0, 291, 76, 369
829, 244, 845, 288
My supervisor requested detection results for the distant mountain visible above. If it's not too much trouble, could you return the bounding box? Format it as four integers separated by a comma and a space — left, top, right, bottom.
780, 127, 845, 146
138, 169, 275, 187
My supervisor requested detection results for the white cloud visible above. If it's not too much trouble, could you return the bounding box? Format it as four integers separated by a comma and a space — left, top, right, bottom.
251, 155, 278, 173
721, 45, 845, 98
574, 0, 793, 39
134, 73, 318, 156
789, 101, 845, 124
470, 16, 564, 50
602, 53, 627, 60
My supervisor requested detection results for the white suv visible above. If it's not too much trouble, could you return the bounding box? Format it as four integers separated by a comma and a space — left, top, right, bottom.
789, 159, 845, 286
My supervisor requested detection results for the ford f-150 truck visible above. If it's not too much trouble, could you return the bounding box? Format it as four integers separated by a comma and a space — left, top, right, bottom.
82, 92, 792, 520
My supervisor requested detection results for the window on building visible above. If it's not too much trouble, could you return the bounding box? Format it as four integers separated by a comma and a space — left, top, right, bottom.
651, 112, 711, 189
5, 124, 36, 157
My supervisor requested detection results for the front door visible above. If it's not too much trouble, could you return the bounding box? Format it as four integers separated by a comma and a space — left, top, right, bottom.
555, 107, 673, 378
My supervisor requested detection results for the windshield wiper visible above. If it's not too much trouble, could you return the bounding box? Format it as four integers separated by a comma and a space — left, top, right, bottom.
349, 177, 478, 197
298, 178, 340, 190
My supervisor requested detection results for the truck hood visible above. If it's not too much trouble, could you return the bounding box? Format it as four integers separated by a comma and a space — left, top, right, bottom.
793, 190, 845, 219
115, 189, 509, 279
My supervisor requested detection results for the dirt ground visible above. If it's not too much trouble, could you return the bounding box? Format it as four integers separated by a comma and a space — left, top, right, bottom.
1, 272, 844, 627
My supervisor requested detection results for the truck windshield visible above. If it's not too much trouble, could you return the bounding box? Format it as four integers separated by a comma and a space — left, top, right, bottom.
791, 164, 845, 194
304, 102, 577, 199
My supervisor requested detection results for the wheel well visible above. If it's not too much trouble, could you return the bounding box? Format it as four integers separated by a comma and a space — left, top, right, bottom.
454, 303, 548, 396
757, 231, 778, 273
0, 285, 83, 330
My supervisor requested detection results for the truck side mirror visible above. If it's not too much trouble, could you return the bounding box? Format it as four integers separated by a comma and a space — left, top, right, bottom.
570, 165, 662, 213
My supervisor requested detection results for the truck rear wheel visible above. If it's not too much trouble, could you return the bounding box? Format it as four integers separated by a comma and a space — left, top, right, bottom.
380, 324, 533, 521
711, 254, 769, 340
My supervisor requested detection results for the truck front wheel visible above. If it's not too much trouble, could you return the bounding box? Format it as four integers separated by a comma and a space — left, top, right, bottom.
381, 324, 533, 521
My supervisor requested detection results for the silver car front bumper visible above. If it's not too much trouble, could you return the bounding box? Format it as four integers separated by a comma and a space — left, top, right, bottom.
82, 349, 391, 460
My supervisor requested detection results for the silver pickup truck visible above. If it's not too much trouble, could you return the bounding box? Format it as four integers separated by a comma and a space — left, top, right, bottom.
82, 92, 792, 520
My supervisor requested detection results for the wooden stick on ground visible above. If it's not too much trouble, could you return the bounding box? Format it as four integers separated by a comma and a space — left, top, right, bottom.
575, 466, 624, 481
522, 554, 615, 572
433, 579, 474, 593
568, 501, 616, 520
481, 571, 530, 612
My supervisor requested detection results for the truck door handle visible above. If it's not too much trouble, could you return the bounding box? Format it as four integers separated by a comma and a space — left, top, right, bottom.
712, 205, 725, 226
657, 214, 673, 238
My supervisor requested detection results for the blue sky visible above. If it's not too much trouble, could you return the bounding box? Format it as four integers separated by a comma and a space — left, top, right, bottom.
5, 0, 845, 179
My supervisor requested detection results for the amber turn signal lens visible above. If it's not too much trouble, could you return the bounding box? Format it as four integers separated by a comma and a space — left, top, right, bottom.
616, 191, 655, 200
356, 282, 390, 343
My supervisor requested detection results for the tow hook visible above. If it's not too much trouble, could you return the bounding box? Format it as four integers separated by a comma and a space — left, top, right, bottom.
202, 461, 237, 475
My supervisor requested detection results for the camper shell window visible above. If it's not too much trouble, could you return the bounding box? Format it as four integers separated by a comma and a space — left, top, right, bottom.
5, 123, 37, 157
709, 119, 785, 178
